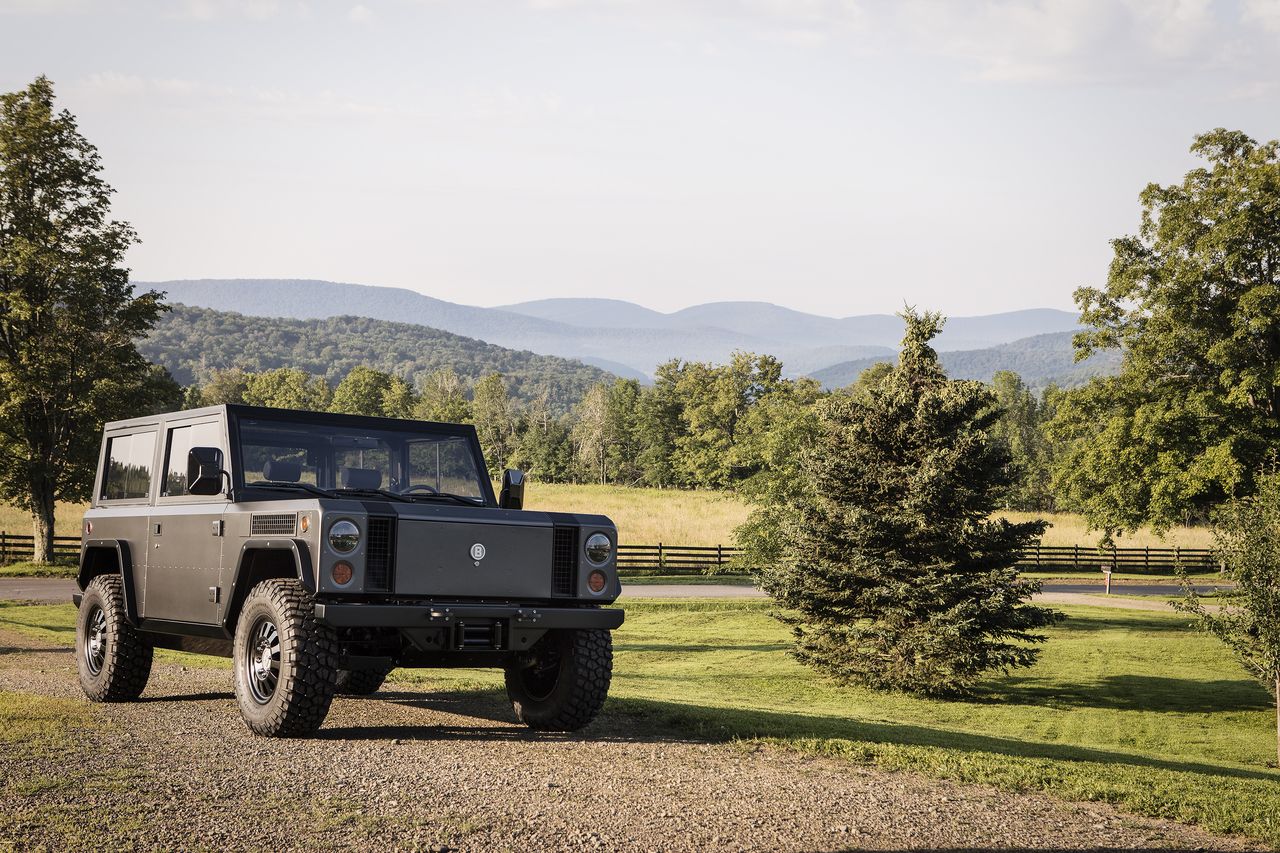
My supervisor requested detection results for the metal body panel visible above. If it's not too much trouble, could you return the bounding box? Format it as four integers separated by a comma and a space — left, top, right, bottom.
394, 514, 555, 598
144, 502, 227, 622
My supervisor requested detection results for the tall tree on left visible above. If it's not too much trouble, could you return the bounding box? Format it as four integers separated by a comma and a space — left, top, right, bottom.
0, 77, 176, 563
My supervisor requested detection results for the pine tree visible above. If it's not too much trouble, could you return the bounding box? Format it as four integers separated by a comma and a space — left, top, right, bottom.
759, 309, 1060, 696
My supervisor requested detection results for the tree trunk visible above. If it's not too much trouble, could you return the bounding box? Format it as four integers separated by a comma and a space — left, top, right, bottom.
31, 490, 56, 565
1275, 675, 1279, 769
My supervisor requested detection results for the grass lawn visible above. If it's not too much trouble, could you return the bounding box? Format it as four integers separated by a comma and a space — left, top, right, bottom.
0, 561, 76, 579
3, 598, 1274, 844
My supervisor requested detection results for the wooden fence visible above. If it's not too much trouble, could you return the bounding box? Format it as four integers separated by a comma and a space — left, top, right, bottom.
616, 543, 1219, 576
0, 533, 80, 564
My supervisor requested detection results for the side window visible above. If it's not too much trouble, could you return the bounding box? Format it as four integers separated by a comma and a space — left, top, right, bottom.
100, 432, 157, 501
162, 422, 223, 496
408, 438, 484, 498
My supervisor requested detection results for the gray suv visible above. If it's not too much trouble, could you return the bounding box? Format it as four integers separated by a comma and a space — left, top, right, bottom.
73, 404, 623, 737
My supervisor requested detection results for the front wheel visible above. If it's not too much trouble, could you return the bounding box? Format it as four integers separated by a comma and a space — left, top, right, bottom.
504, 629, 613, 732
75, 574, 153, 702
232, 579, 338, 737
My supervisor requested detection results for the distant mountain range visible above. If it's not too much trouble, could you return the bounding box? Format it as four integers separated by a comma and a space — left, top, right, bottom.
810, 331, 1123, 391
145, 279, 1086, 381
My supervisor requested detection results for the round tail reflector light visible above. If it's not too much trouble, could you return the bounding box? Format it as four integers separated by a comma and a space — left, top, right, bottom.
587, 570, 607, 593
331, 561, 354, 586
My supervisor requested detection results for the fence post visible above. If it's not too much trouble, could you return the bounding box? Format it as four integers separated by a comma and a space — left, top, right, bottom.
717, 543, 723, 568
0, 531, 5, 563
1145, 546, 1149, 574
1073, 544, 1079, 571
658, 542, 664, 571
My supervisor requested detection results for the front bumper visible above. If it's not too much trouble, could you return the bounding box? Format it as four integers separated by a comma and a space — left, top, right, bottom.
313, 601, 625, 631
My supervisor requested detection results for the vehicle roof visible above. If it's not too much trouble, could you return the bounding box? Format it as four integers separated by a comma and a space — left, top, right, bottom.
101, 404, 481, 440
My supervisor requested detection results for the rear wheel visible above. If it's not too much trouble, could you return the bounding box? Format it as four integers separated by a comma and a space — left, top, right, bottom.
75, 574, 153, 702
232, 579, 338, 737
504, 629, 612, 732
335, 667, 391, 695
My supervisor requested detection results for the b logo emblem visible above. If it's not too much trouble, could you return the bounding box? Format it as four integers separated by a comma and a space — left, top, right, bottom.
470, 543, 486, 561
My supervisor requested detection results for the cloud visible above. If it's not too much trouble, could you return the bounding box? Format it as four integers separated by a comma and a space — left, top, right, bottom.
891, 0, 1226, 83
348, 3, 372, 23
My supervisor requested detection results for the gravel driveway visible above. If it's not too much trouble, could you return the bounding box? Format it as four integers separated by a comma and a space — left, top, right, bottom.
0, 624, 1262, 851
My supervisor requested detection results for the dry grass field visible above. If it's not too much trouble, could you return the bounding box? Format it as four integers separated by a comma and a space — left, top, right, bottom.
0, 488, 1215, 550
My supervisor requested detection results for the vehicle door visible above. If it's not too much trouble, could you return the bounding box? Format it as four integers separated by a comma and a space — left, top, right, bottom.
145, 415, 229, 624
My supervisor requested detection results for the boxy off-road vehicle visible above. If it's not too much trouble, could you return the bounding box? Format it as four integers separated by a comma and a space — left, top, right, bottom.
73, 404, 623, 737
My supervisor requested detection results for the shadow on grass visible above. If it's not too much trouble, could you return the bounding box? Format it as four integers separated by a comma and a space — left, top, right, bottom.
993, 674, 1274, 714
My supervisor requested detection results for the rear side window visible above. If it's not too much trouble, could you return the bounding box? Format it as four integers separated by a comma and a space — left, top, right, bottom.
162, 422, 224, 496
101, 432, 157, 501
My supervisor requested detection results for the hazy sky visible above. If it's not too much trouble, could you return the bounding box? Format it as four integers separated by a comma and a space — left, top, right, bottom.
3, 0, 1279, 316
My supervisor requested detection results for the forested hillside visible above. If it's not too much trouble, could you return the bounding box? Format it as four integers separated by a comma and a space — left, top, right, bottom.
141, 305, 611, 412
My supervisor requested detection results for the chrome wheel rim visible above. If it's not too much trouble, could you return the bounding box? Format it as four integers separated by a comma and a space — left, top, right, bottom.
84, 605, 107, 676
243, 616, 281, 705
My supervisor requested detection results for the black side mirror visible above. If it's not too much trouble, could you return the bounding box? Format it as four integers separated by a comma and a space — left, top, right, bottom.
187, 447, 226, 496
499, 468, 525, 510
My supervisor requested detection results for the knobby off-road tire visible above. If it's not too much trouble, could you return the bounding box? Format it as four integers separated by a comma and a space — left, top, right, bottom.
76, 574, 153, 702
233, 578, 338, 737
334, 667, 391, 695
505, 628, 613, 732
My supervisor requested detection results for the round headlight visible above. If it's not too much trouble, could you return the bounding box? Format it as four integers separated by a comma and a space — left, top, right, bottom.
584, 532, 611, 565
328, 520, 360, 554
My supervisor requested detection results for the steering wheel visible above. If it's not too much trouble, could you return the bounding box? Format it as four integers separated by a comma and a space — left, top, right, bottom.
402, 484, 440, 495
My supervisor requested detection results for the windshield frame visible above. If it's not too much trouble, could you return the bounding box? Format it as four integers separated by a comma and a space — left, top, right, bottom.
226, 404, 496, 506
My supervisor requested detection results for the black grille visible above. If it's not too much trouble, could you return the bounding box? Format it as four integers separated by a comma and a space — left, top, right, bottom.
552, 526, 578, 596
250, 513, 296, 536
365, 517, 395, 593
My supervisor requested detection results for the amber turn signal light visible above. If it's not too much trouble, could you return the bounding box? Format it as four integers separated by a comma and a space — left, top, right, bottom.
331, 561, 354, 586
587, 570, 607, 593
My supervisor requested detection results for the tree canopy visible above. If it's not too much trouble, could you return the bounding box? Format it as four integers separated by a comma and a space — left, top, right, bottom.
0, 77, 177, 561
1052, 129, 1280, 536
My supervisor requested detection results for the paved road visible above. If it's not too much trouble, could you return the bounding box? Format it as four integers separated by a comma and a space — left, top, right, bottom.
0, 577, 1232, 605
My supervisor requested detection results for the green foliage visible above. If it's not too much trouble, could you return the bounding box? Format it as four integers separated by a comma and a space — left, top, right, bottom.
759, 309, 1059, 696
1054, 129, 1280, 536
0, 77, 177, 562
471, 373, 515, 472
142, 304, 610, 415
989, 371, 1056, 512
331, 365, 413, 418
242, 367, 331, 411
675, 353, 784, 489
1177, 472, 1280, 762
632, 360, 685, 487
413, 366, 470, 423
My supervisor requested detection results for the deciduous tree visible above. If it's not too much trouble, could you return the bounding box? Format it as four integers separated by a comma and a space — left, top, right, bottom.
1054, 129, 1280, 536
1177, 472, 1280, 764
0, 77, 176, 562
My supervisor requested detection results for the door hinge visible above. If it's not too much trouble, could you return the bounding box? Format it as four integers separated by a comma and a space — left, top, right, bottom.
208, 586, 221, 603
211, 519, 224, 537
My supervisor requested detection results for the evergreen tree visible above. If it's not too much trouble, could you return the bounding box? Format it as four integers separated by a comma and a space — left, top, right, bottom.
759, 310, 1059, 696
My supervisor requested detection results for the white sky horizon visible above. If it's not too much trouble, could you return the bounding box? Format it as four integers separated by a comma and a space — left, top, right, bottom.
4, 0, 1279, 317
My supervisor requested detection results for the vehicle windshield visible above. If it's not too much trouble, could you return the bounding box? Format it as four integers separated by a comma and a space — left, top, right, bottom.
236, 417, 488, 502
